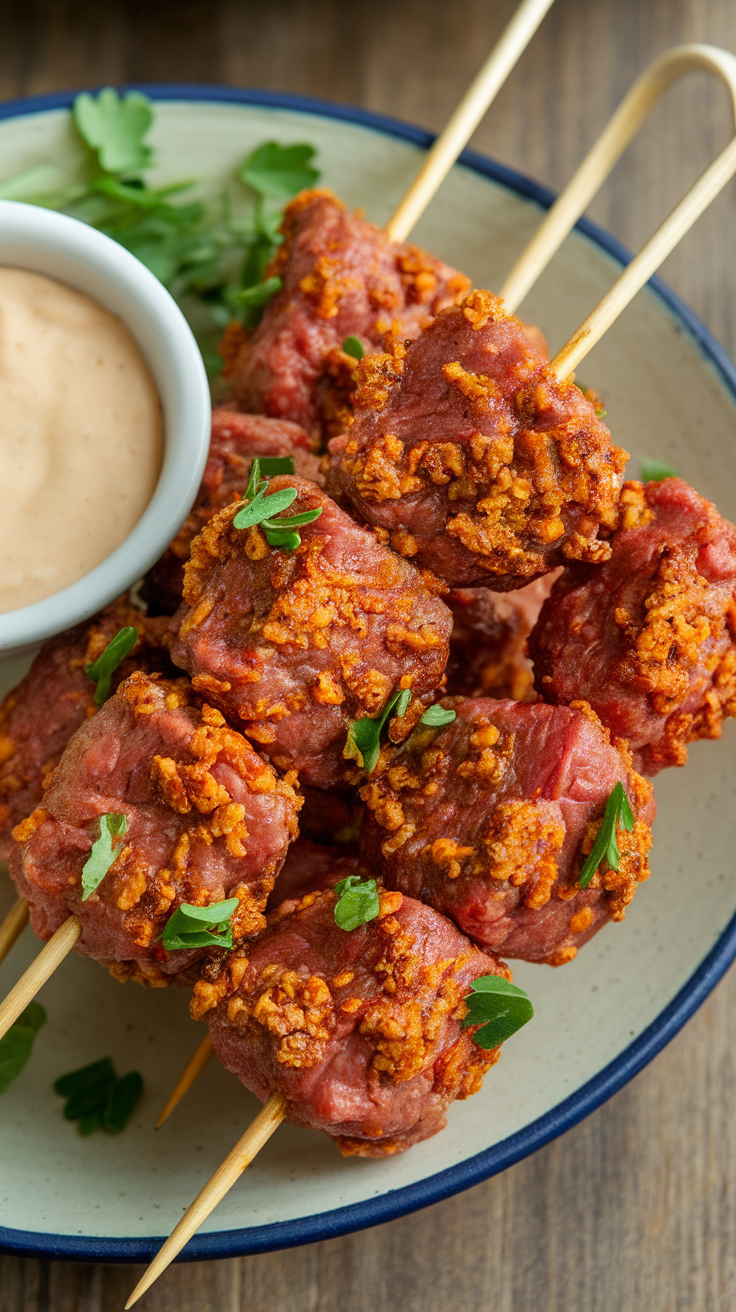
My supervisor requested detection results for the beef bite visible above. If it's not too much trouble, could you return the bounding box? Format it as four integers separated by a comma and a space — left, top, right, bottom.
10, 672, 300, 986
0, 601, 172, 862
193, 884, 507, 1156
224, 188, 472, 442
327, 289, 627, 589
529, 478, 736, 774
446, 573, 559, 701
170, 477, 453, 788
142, 409, 321, 615
359, 696, 655, 965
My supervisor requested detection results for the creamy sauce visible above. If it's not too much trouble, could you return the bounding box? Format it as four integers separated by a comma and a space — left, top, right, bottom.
0, 267, 164, 612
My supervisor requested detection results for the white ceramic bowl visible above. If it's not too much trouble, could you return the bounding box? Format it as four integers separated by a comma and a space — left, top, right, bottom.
0, 198, 211, 656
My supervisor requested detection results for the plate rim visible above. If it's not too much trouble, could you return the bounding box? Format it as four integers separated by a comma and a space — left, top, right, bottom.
1, 82, 735, 1266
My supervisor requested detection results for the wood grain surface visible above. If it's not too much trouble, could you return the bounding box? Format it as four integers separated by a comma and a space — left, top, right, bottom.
2, 1, 736, 1308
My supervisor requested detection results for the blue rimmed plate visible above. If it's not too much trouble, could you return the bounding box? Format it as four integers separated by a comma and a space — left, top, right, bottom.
0, 85, 735, 1264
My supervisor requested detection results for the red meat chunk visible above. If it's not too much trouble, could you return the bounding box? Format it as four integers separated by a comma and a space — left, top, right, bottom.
327, 289, 627, 588
9, 673, 300, 985
142, 409, 321, 614
529, 478, 736, 774
446, 573, 559, 701
193, 886, 506, 1156
359, 696, 655, 966
170, 477, 453, 788
224, 189, 472, 442
0, 601, 173, 862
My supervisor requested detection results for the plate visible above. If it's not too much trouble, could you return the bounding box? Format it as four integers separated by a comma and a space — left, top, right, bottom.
1, 86, 735, 1265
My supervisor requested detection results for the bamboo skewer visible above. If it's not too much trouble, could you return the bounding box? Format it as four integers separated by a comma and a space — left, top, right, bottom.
500, 43, 736, 314
385, 0, 556, 242
155, 1035, 214, 1128
0, 898, 28, 966
126, 1092, 287, 1308
0, 914, 80, 1038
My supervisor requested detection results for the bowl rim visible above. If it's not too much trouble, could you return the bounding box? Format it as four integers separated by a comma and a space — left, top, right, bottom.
1, 82, 735, 1265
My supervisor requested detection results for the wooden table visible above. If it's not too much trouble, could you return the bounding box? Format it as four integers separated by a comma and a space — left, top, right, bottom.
2, 0, 736, 1307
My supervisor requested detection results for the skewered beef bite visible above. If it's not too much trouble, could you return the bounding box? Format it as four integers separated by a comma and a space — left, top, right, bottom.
170, 477, 453, 788
529, 478, 736, 774
223, 189, 472, 442
359, 696, 655, 966
0, 601, 172, 862
142, 409, 321, 615
193, 884, 507, 1156
446, 573, 559, 701
9, 672, 300, 985
327, 289, 627, 589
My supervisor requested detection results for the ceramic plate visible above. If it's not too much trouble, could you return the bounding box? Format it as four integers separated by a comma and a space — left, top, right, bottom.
1, 86, 735, 1264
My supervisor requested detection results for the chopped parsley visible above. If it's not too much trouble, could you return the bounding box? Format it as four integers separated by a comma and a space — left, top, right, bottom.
233, 457, 321, 551
333, 875, 380, 932
253, 455, 295, 476
420, 704, 456, 728
54, 1057, 143, 1135
161, 897, 240, 951
85, 625, 138, 705
462, 976, 533, 1049
0, 91, 321, 375
344, 688, 412, 775
81, 813, 128, 901
578, 782, 634, 890
0, 1002, 46, 1093
342, 335, 365, 360
641, 457, 680, 483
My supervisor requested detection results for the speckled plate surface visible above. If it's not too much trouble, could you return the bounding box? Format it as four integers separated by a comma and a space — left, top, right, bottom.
0, 86, 735, 1265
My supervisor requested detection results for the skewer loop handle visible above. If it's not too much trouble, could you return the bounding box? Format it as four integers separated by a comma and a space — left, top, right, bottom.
0, 913, 80, 1040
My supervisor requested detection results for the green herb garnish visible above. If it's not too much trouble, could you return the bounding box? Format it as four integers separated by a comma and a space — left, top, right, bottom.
342, 336, 365, 360
233, 458, 322, 551
81, 813, 127, 901
641, 457, 680, 483
54, 1057, 143, 1135
84, 625, 138, 705
420, 704, 456, 728
161, 897, 239, 951
74, 88, 153, 175
344, 688, 412, 775
240, 142, 319, 201
333, 874, 380, 932
578, 782, 635, 890
462, 976, 534, 1049
254, 455, 295, 476
0, 1002, 46, 1093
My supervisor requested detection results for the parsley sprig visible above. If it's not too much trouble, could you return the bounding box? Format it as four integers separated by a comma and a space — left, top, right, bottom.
342, 335, 364, 360
344, 688, 411, 775
81, 813, 127, 901
85, 625, 138, 705
161, 897, 239, 951
232, 458, 322, 551
333, 875, 380, 932
54, 1057, 143, 1135
462, 976, 534, 1050
420, 704, 456, 728
578, 782, 635, 890
641, 457, 679, 483
0, 1002, 46, 1093
0, 89, 320, 375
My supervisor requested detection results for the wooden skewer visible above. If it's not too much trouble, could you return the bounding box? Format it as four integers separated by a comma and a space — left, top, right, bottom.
0, 914, 80, 1039
500, 43, 736, 314
385, 0, 556, 243
0, 897, 29, 965
126, 1092, 287, 1308
155, 1035, 214, 1128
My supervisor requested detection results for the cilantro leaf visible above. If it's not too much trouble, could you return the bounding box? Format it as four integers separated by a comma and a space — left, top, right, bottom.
333, 875, 380, 932
578, 782, 635, 890
420, 704, 456, 728
240, 142, 319, 201
342, 336, 365, 360
73, 88, 154, 176
85, 626, 138, 705
54, 1057, 142, 1134
344, 688, 412, 775
462, 976, 533, 1049
233, 463, 322, 550
641, 457, 680, 483
253, 456, 295, 476
0, 1001, 46, 1093
103, 1070, 144, 1132
235, 275, 282, 329
161, 897, 240, 951
81, 813, 128, 901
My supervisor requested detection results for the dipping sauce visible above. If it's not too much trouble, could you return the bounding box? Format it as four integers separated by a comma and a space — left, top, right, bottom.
0, 267, 164, 613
